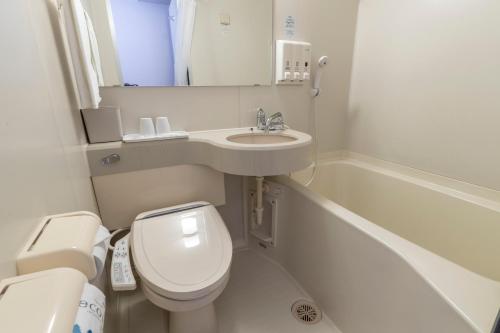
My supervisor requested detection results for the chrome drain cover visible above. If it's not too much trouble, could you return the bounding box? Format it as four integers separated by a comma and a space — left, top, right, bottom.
291, 299, 322, 325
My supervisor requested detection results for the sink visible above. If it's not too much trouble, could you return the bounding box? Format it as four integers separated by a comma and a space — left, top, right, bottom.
88, 127, 312, 177
226, 133, 298, 144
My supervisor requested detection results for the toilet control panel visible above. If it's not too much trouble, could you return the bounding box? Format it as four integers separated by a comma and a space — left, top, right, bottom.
111, 234, 136, 291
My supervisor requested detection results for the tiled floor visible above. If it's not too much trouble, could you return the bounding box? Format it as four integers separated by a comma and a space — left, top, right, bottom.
107, 249, 341, 333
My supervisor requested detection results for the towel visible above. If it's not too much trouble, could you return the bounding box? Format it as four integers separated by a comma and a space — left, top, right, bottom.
83, 10, 104, 86
60, 0, 102, 109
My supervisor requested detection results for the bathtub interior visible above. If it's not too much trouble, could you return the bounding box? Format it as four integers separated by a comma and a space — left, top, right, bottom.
294, 159, 500, 282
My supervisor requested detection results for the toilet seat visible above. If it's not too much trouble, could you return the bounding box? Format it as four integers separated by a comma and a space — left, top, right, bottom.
131, 202, 233, 303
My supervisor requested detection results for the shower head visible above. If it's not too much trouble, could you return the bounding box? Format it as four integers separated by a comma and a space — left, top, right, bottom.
312, 56, 329, 97
318, 56, 329, 68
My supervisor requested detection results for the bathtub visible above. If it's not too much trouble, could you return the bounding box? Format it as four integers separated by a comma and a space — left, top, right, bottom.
251, 154, 500, 333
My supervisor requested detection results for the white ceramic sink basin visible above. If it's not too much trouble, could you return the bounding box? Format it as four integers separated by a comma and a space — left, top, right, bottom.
226, 133, 298, 144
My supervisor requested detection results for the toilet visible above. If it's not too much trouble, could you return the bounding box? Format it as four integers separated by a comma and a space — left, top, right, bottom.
130, 202, 233, 333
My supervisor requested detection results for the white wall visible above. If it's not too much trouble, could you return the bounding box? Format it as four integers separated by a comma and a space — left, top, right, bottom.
100, 0, 360, 153
348, 0, 500, 190
0, 0, 97, 279
190, 0, 273, 86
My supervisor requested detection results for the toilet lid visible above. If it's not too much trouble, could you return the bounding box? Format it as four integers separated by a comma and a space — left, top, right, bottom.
131, 203, 232, 301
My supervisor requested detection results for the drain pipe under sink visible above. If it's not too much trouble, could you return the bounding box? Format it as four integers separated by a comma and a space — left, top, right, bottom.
255, 177, 265, 226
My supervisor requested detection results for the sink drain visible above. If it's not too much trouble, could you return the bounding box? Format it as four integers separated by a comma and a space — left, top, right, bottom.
291, 299, 322, 325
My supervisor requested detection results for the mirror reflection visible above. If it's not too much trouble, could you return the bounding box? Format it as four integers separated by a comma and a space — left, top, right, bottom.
80, 0, 273, 87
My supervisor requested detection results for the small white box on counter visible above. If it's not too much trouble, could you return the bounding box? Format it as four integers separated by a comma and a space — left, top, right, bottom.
82, 107, 123, 143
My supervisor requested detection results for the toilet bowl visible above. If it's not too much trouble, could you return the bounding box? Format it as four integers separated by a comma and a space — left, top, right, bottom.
131, 202, 233, 333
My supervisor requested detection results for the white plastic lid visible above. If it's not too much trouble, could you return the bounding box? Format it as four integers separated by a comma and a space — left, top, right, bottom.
17, 211, 101, 279
0, 268, 87, 333
131, 202, 232, 301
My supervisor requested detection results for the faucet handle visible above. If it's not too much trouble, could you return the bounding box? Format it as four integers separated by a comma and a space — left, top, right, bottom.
266, 112, 286, 131
269, 112, 283, 119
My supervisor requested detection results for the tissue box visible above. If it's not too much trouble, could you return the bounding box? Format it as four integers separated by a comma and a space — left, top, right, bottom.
82, 107, 123, 143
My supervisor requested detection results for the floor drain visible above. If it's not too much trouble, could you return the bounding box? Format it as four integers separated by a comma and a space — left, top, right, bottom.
291, 299, 322, 325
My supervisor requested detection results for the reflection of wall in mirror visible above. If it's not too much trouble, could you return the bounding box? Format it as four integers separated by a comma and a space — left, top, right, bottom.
81, 0, 123, 87
190, 0, 273, 86
109, 0, 175, 86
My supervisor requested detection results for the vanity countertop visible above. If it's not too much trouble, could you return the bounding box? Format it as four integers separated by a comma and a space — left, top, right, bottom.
87, 127, 313, 177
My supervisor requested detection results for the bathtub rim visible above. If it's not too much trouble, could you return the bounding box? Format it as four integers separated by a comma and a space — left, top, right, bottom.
316, 150, 500, 212
300, 151, 500, 213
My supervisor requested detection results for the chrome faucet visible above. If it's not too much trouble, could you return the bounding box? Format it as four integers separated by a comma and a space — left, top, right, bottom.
265, 112, 285, 133
256, 108, 285, 132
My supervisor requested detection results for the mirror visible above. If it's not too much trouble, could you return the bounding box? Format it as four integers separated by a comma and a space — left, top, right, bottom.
80, 0, 273, 87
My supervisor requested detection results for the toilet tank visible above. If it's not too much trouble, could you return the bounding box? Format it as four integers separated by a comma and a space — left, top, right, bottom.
92, 164, 226, 230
